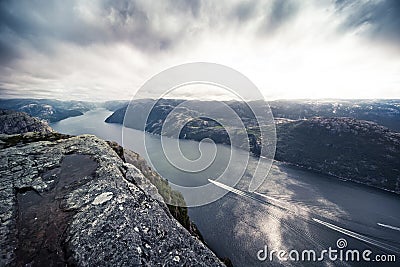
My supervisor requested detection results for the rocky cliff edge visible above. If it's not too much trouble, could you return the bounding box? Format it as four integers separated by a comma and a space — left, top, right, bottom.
0, 131, 223, 266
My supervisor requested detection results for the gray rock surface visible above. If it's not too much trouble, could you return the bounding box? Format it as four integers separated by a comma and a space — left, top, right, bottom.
0, 109, 54, 134
0, 133, 224, 266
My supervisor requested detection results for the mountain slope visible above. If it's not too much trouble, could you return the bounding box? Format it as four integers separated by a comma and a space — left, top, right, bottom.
105, 99, 400, 193
275, 117, 400, 192
0, 109, 54, 134
106, 99, 400, 132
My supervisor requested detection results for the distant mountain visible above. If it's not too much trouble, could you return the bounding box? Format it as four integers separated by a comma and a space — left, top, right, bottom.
106, 99, 400, 193
0, 109, 54, 134
0, 98, 99, 122
270, 99, 400, 132
106, 99, 400, 132
103, 100, 129, 111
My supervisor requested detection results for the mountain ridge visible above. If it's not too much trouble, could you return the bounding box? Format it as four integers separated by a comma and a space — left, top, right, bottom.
105, 99, 400, 194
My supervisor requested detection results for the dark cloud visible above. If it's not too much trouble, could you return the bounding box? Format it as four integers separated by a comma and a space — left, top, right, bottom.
99, 0, 169, 50
0, 36, 18, 63
175, 0, 201, 17
232, 1, 258, 22
336, 0, 400, 43
269, 0, 298, 27
260, 0, 299, 33
99, 0, 202, 50
0, 0, 202, 63
0, 0, 103, 55
0, 0, 399, 62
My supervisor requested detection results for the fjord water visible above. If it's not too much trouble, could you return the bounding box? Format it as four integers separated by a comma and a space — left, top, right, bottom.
52, 109, 400, 266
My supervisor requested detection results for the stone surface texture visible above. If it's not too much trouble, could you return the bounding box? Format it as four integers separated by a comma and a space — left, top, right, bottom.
0, 133, 223, 266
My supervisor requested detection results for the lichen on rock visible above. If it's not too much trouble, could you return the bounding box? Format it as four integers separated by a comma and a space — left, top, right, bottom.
92, 192, 114, 205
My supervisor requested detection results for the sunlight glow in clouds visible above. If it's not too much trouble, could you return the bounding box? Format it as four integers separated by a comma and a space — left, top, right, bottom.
0, 0, 399, 101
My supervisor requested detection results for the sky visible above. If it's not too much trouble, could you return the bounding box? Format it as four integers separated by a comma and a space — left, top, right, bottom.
0, 0, 399, 101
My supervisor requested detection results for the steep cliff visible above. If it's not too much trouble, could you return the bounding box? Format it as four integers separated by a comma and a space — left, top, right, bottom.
0, 113, 223, 266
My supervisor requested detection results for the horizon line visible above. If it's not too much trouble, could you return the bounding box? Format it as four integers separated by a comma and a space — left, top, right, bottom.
1, 96, 400, 103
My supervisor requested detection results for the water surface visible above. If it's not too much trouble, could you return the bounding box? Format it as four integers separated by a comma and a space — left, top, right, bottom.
52, 109, 400, 266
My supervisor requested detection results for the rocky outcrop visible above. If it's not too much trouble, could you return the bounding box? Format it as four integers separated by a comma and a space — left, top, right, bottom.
0, 110, 54, 134
0, 132, 224, 266
122, 148, 205, 239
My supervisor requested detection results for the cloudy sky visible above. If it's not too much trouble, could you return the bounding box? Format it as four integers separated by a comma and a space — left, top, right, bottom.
0, 0, 399, 101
